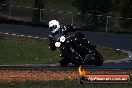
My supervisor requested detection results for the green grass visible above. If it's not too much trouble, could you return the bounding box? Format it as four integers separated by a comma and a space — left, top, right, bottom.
8, 0, 76, 11
0, 34, 128, 65
0, 35, 60, 65
0, 80, 132, 88
97, 46, 128, 60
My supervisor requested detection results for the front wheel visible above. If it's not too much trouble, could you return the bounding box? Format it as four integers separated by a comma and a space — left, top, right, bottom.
59, 57, 69, 67
49, 42, 56, 51
72, 55, 83, 67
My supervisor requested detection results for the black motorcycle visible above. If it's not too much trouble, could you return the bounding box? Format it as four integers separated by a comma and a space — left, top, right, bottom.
49, 26, 103, 67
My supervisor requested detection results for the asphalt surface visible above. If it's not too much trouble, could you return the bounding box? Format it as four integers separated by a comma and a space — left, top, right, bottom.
0, 24, 132, 51
0, 24, 50, 38
81, 31, 132, 51
0, 24, 132, 69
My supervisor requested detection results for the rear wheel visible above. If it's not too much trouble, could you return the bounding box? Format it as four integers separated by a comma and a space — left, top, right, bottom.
93, 53, 103, 66
94, 58, 103, 66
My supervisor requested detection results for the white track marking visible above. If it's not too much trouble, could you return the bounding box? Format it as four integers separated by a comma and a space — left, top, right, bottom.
12, 34, 16, 36
5, 33, 9, 35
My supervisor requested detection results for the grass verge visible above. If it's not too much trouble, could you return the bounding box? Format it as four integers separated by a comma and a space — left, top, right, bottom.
97, 46, 128, 60
0, 34, 128, 65
0, 80, 132, 88
0, 34, 59, 65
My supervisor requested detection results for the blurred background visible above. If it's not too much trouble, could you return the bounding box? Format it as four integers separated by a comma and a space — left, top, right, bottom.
0, 0, 132, 33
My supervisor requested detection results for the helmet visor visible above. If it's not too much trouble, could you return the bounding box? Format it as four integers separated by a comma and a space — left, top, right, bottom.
50, 25, 57, 31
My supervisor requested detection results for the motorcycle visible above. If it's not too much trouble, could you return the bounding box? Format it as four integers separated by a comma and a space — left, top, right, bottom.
49, 26, 103, 67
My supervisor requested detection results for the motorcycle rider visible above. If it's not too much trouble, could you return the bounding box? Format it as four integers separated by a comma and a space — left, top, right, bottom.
48, 20, 66, 51
48, 20, 103, 66
48, 20, 74, 38
48, 20, 61, 37
48, 20, 75, 50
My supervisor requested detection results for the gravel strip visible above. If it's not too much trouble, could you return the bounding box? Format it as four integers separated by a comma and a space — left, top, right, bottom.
0, 69, 132, 83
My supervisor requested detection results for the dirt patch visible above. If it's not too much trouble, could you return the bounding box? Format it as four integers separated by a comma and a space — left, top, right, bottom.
0, 70, 78, 83
0, 69, 132, 83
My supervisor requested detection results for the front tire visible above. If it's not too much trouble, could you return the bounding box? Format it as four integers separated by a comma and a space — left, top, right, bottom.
72, 55, 83, 67
59, 57, 69, 67
49, 43, 56, 51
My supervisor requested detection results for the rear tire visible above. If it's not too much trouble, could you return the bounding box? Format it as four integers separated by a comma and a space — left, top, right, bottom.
94, 59, 103, 66
93, 53, 103, 66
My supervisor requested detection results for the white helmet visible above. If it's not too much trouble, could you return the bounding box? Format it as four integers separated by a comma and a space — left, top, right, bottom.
49, 20, 60, 33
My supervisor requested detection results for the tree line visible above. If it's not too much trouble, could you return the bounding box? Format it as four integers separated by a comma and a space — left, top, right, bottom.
73, 0, 132, 17
0, 0, 131, 25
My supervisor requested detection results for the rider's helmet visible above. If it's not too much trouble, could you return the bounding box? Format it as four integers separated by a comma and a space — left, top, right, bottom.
49, 20, 60, 33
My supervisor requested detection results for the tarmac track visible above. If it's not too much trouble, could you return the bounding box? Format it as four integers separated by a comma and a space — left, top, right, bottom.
0, 24, 132, 51
0, 24, 132, 69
